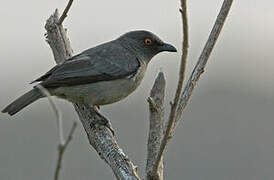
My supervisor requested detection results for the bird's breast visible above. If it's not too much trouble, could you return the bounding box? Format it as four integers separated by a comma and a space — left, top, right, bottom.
86, 62, 147, 105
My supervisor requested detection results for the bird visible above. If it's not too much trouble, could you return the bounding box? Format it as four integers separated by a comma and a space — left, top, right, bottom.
2, 30, 176, 116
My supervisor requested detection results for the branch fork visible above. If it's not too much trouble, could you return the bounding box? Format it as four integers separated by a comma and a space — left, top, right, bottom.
145, 0, 233, 179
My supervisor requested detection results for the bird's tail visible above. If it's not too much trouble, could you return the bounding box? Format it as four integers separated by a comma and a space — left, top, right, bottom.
2, 88, 43, 116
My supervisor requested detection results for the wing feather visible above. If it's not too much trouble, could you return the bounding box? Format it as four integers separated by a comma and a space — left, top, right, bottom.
32, 41, 140, 88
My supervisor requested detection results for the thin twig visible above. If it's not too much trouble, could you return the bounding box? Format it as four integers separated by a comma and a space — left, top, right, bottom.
175, 0, 234, 124
36, 84, 65, 145
58, 0, 74, 25
152, 0, 189, 175
36, 85, 77, 180
54, 122, 77, 180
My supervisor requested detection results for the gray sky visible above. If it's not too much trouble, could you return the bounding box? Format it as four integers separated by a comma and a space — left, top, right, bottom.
0, 0, 274, 180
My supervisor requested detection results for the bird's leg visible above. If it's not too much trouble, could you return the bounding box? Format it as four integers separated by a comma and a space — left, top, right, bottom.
91, 105, 115, 136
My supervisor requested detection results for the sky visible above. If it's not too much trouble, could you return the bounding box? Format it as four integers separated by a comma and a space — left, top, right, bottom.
0, 0, 274, 180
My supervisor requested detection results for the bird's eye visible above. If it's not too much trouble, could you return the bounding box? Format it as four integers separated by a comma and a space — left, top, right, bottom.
144, 38, 153, 45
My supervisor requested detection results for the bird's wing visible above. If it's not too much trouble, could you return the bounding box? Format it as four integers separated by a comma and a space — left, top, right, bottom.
32, 42, 140, 88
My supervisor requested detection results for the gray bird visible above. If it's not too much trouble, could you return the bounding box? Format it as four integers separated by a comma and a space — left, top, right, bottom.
2, 30, 176, 115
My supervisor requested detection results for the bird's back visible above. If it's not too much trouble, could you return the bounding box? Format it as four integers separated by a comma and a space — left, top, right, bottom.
33, 40, 141, 88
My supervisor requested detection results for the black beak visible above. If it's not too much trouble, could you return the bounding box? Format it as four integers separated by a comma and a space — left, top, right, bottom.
160, 43, 177, 52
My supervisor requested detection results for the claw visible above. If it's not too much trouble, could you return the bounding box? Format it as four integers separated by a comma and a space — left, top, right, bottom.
90, 108, 115, 136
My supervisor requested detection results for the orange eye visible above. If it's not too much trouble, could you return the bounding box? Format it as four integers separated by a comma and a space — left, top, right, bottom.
144, 38, 152, 45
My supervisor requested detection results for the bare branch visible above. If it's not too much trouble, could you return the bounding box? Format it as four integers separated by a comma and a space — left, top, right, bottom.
45, 10, 73, 64
58, 0, 74, 25
54, 122, 77, 180
74, 104, 141, 180
35, 85, 78, 180
152, 0, 189, 174
175, 0, 234, 125
45, 9, 141, 180
36, 84, 65, 146
152, 0, 233, 175
146, 72, 166, 180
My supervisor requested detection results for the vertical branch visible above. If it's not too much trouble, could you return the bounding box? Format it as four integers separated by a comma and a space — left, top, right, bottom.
58, 0, 74, 25
45, 10, 73, 64
36, 84, 65, 146
151, 0, 234, 176
169, 0, 189, 133
54, 122, 77, 180
146, 72, 166, 180
152, 0, 189, 175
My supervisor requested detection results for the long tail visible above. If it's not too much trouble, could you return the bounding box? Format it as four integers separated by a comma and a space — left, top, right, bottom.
2, 88, 44, 116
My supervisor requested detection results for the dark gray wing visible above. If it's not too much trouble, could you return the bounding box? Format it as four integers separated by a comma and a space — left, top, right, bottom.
32, 41, 140, 88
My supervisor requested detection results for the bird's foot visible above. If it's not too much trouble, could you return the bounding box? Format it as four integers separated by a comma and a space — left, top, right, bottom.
90, 107, 115, 136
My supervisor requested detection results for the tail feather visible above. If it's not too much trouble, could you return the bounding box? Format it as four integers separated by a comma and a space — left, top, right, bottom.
2, 88, 43, 116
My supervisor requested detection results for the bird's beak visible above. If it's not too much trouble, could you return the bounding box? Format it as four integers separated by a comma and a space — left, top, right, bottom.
160, 43, 177, 52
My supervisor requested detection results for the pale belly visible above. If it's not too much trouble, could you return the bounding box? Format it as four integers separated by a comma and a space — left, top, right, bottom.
51, 64, 147, 105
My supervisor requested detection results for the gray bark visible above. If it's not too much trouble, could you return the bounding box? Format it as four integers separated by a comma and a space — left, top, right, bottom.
146, 72, 166, 180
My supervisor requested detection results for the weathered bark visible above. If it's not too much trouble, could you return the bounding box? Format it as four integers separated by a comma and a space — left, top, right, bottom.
146, 72, 166, 180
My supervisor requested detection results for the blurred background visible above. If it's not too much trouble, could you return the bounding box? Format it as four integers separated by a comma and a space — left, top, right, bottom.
0, 0, 273, 179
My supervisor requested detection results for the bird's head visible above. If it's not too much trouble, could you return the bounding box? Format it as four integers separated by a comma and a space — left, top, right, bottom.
117, 30, 177, 63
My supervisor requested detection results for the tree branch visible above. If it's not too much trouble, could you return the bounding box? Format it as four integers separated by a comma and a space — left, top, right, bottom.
36, 84, 65, 145
45, 10, 73, 64
74, 104, 141, 180
44, 6, 141, 180
35, 84, 78, 180
54, 121, 77, 180
146, 72, 166, 180
58, 0, 74, 25
152, 0, 189, 174
175, 0, 234, 125
152, 0, 234, 175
